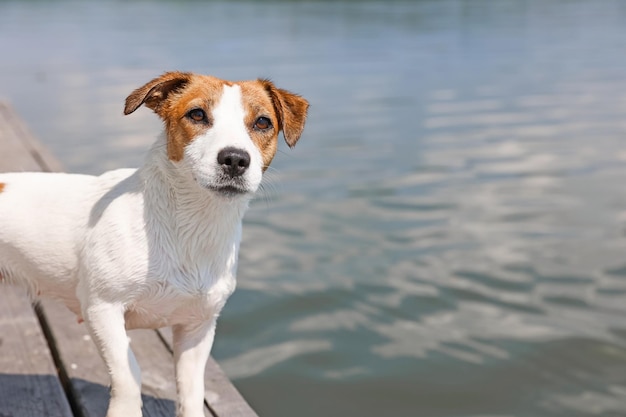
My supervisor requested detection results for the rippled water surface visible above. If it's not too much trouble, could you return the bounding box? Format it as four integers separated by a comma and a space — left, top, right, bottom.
2, 1, 626, 416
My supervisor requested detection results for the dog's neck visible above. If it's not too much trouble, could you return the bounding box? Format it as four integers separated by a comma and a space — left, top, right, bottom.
136, 134, 250, 262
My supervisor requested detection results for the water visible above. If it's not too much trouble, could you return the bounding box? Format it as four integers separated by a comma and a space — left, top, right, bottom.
2, 1, 626, 416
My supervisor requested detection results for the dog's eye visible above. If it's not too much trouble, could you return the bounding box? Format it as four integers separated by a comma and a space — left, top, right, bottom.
187, 108, 207, 123
254, 117, 272, 131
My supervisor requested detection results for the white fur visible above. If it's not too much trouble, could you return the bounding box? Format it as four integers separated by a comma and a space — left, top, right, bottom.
184, 85, 264, 193
0, 83, 267, 417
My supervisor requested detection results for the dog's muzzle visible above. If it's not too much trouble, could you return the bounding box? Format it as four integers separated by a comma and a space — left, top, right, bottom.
217, 147, 250, 178
202, 147, 252, 197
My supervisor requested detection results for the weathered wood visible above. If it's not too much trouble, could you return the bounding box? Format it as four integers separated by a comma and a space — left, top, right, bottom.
0, 287, 73, 416
0, 104, 73, 416
0, 101, 259, 417
0, 102, 56, 172
159, 329, 258, 417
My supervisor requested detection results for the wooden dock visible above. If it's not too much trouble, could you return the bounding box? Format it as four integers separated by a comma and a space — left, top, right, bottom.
0, 102, 259, 417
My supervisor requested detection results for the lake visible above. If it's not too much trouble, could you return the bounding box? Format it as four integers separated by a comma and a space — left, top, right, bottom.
2, 1, 626, 416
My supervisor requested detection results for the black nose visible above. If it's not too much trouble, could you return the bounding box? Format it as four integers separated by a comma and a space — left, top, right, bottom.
217, 147, 251, 177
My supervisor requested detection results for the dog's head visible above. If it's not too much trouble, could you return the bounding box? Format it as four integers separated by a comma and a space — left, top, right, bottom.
124, 72, 309, 197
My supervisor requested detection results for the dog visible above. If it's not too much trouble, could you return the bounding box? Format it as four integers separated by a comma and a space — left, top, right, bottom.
0, 71, 308, 417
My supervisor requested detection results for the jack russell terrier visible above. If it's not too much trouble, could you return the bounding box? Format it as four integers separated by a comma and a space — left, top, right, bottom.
0, 71, 309, 417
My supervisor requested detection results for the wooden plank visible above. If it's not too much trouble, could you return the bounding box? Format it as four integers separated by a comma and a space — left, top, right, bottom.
159, 329, 259, 417
0, 102, 51, 172
0, 102, 64, 172
0, 105, 73, 416
0, 285, 74, 417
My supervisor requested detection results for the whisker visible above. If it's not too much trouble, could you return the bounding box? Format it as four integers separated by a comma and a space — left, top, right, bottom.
257, 173, 281, 208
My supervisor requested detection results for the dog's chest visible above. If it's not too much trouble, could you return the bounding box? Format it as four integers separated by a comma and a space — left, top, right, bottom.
125, 268, 236, 329
125, 231, 240, 329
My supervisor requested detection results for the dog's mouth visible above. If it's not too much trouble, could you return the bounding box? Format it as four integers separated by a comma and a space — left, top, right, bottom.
201, 176, 251, 197
207, 184, 249, 197
192, 172, 254, 198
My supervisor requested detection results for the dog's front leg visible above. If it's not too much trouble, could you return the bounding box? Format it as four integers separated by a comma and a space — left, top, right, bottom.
83, 303, 143, 417
173, 320, 216, 417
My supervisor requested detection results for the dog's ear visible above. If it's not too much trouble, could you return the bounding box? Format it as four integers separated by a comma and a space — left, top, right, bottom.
261, 80, 309, 148
124, 72, 192, 116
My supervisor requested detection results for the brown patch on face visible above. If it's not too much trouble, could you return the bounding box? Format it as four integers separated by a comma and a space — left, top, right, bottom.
259, 79, 309, 148
125, 72, 309, 165
238, 81, 282, 170
238, 80, 309, 170
162, 76, 229, 161
0, 183, 5, 193
125, 73, 229, 161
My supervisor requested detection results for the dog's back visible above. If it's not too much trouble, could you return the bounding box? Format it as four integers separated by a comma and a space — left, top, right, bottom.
0, 170, 133, 307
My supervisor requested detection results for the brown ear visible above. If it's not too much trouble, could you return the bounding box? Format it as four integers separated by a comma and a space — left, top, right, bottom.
124, 71, 192, 116
262, 80, 309, 148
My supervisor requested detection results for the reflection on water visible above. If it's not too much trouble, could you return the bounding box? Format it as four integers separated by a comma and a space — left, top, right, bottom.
2, 1, 626, 416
